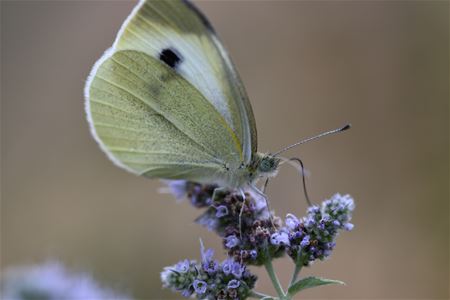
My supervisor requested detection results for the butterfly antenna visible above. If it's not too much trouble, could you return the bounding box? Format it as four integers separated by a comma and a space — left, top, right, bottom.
238, 189, 246, 240
273, 124, 351, 156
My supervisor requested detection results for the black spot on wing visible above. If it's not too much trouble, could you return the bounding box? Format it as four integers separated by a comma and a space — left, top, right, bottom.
159, 48, 183, 69
182, 0, 216, 34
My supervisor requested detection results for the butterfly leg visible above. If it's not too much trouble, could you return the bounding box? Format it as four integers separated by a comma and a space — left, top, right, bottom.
238, 188, 246, 242
211, 186, 228, 204
249, 184, 276, 229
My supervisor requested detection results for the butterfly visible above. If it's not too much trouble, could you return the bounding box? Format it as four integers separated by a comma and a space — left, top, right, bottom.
84, 0, 349, 201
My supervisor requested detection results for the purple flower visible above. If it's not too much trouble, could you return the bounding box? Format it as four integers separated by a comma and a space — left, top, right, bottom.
1, 261, 130, 300
307, 205, 320, 214
161, 237, 257, 299
322, 214, 331, 222
202, 259, 219, 275
225, 235, 240, 249
231, 262, 245, 278
215, 205, 229, 218
300, 235, 310, 248
317, 221, 325, 230
175, 259, 190, 273
293, 231, 302, 239
285, 214, 300, 230
222, 258, 245, 278
344, 223, 354, 231
270, 231, 290, 246
305, 216, 316, 228
193, 279, 207, 294
196, 213, 218, 231
181, 289, 192, 298
162, 180, 188, 200
200, 240, 214, 262
199, 240, 219, 274
283, 193, 355, 265
221, 258, 234, 275
227, 279, 240, 289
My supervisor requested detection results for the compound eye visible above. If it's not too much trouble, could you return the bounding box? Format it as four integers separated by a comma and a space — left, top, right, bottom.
259, 157, 277, 173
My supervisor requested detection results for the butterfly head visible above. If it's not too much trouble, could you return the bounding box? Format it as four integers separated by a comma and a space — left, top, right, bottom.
246, 153, 281, 183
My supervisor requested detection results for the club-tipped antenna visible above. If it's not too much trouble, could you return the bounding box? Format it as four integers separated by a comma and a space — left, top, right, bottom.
273, 124, 351, 156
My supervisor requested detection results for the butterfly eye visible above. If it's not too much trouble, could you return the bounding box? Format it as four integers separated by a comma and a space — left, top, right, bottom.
259, 156, 278, 173
159, 48, 183, 69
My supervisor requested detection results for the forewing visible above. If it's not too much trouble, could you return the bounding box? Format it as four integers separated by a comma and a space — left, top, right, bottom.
85, 49, 240, 181
112, 0, 257, 164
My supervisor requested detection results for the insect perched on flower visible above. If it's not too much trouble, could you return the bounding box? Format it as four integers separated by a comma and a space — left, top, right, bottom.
84, 0, 350, 204
85, 2, 355, 298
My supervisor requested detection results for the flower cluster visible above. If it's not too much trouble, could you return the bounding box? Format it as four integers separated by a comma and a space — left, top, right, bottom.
276, 193, 355, 266
165, 181, 285, 265
163, 180, 217, 208
0, 261, 130, 300
197, 188, 267, 235
223, 215, 286, 266
161, 180, 355, 299
161, 243, 256, 300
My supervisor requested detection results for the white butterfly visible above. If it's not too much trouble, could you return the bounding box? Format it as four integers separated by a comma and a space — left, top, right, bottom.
84, 0, 348, 201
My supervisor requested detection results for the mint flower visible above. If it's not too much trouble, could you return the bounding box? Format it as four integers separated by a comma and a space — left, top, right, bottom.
161, 243, 257, 300
224, 234, 240, 249
270, 230, 291, 246
193, 279, 207, 294
0, 261, 130, 300
283, 193, 355, 266
163, 180, 355, 299
227, 279, 240, 289
215, 205, 229, 218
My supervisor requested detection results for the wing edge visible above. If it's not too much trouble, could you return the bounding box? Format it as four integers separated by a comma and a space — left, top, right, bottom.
112, 0, 146, 50
85, 47, 142, 175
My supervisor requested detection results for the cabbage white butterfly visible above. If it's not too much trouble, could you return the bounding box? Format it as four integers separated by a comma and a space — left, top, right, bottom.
85, 0, 349, 200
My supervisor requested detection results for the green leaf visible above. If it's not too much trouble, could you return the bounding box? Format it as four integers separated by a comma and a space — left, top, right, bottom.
288, 276, 345, 296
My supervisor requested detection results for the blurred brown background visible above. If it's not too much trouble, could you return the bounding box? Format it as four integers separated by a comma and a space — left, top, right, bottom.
1, 1, 448, 299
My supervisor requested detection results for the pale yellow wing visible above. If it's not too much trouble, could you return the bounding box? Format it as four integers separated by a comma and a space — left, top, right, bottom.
85, 49, 240, 184
112, 0, 257, 164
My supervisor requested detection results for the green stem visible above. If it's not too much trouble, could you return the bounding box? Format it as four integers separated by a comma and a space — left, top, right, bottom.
264, 259, 286, 299
249, 290, 273, 299
289, 261, 302, 287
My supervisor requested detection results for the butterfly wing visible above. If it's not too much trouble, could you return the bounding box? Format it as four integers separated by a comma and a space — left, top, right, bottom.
112, 0, 257, 164
85, 49, 241, 183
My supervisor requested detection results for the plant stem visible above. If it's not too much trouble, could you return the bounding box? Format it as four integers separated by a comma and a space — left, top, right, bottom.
249, 290, 273, 299
264, 259, 286, 299
289, 261, 302, 286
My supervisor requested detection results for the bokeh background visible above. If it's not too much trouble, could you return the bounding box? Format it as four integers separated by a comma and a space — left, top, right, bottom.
1, 1, 448, 299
